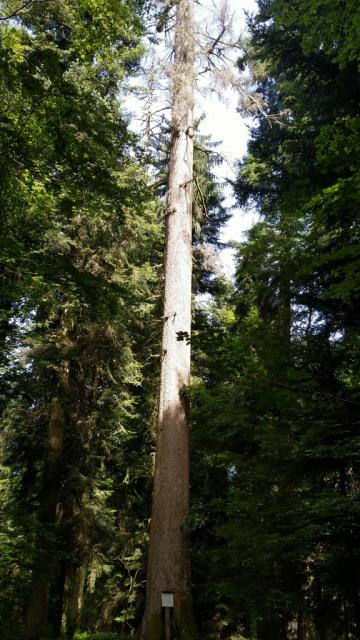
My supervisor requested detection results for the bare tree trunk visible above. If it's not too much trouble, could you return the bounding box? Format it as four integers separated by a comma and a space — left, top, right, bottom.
51, 557, 67, 639
141, 0, 196, 638
26, 396, 65, 640
61, 562, 88, 638
297, 604, 305, 640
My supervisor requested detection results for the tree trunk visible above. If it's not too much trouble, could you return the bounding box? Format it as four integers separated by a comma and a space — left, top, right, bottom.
61, 562, 87, 638
25, 396, 65, 640
297, 604, 305, 640
279, 267, 291, 355
141, 0, 196, 637
51, 557, 67, 639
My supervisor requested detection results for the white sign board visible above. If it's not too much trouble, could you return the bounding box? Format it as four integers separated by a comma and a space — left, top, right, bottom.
162, 592, 174, 608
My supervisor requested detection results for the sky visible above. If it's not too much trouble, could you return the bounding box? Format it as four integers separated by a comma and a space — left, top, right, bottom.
195, 0, 259, 276
125, 0, 259, 277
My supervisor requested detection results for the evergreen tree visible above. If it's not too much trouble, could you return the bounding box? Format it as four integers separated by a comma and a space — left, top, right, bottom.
0, 1, 162, 637
141, 0, 197, 636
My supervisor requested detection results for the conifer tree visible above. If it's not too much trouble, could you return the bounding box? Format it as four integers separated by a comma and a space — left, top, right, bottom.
141, 0, 197, 637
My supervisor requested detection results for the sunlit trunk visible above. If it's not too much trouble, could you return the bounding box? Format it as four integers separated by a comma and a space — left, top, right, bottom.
141, 0, 196, 637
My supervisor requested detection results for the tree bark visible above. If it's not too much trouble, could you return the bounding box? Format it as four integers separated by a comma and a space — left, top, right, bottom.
61, 562, 87, 638
25, 396, 65, 640
297, 603, 305, 640
279, 267, 291, 355
141, 0, 196, 637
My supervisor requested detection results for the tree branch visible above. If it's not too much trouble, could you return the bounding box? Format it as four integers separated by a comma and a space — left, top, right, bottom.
195, 174, 208, 219
0, 0, 36, 21
205, 24, 226, 57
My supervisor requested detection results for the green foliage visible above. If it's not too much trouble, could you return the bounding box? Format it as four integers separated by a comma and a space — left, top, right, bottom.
0, 0, 161, 637
187, 1, 360, 638
74, 633, 128, 640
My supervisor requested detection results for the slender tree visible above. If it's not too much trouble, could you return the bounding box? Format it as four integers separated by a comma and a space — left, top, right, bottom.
141, 0, 197, 637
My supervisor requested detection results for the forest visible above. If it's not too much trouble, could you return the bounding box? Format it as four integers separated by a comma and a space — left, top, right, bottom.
0, 0, 359, 639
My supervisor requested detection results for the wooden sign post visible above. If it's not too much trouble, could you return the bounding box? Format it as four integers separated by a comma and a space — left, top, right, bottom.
162, 592, 174, 640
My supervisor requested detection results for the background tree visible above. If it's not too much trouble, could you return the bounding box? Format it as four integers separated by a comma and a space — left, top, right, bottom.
187, 1, 360, 638
0, 0, 162, 638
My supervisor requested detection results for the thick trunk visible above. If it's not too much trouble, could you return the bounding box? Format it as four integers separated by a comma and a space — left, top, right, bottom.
278, 266, 291, 365
141, 0, 195, 637
51, 558, 67, 639
61, 562, 87, 638
297, 604, 305, 640
26, 397, 65, 640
